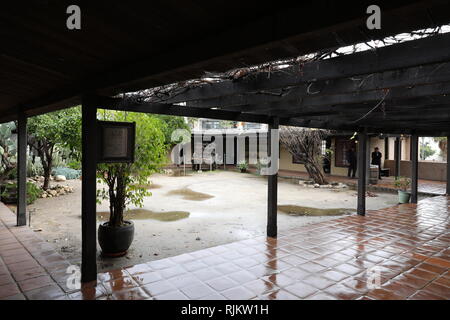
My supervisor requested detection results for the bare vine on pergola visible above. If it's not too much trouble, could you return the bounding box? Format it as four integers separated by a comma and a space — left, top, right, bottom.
279, 127, 329, 185
119, 25, 448, 105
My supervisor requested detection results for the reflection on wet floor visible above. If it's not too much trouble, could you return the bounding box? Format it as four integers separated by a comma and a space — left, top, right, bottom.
278, 205, 355, 216
166, 187, 214, 201
97, 209, 190, 222
1, 196, 450, 300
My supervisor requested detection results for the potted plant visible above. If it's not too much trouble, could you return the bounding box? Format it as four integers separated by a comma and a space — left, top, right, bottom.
96, 112, 167, 257
237, 160, 248, 173
394, 176, 411, 204
255, 157, 269, 175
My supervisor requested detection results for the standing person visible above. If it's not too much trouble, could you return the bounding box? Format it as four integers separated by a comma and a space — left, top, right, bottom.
346, 146, 357, 178
371, 147, 383, 179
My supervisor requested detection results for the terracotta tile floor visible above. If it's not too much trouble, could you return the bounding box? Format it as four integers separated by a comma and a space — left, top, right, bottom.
0, 203, 72, 300
1, 196, 449, 300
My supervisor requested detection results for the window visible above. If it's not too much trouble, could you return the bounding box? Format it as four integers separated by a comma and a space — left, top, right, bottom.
292, 153, 305, 164
202, 120, 221, 129
335, 137, 355, 167
243, 122, 262, 130
321, 140, 327, 156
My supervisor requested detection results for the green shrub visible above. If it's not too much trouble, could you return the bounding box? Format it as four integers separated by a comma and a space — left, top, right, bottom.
52, 167, 81, 180
27, 182, 42, 204
67, 160, 81, 170
6, 168, 17, 180
255, 158, 268, 175
394, 176, 411, 191
27, 157, 44, 177
0, 182, 42, 205
237, 160, 248, 172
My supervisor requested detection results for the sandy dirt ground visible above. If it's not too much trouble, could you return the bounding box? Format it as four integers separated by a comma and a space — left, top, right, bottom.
13, 170, 406, 271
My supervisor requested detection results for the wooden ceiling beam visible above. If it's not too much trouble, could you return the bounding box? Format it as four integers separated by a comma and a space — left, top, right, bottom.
98, 99, 271, 124
224, 81, 450, 116
186, 61, 450, 109
164, 32, 450, 105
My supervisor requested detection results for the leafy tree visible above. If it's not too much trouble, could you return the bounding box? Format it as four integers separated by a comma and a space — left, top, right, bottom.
97, 111, 167, 227
419, 140, 436, 160
27, 107, 82, 190
153, 115, 190, 146
433, 137, 447, 161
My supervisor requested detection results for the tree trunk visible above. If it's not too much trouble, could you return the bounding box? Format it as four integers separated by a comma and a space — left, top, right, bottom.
279, 127, 329, 185
304, 161, 327, 185
43, 166, 50, 190
42, 158, 53, 190
29, 140, 54, 191
109, 167, 126, 227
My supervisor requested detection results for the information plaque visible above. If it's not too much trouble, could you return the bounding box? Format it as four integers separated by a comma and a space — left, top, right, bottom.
97, 121, 135, 163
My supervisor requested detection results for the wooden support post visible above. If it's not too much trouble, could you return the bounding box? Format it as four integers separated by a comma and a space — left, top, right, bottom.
16, 111, 27, 226
384, 137, 389, 160
81, 98, 98, 283
411, 134, 419, 203
357, 131, 367, 216
447, 136, 450, 195
267, 117, 279, 238
394, 137, 401, 177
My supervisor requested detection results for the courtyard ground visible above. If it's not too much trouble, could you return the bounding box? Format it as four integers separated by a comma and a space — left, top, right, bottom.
1, 195, 448, 300
14, 170, 403, 271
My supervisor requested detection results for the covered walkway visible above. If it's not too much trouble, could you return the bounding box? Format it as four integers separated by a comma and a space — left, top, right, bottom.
2, 1, 450, 286
1, 196, 448, 300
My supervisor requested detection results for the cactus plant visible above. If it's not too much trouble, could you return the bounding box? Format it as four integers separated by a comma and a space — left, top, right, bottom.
0, 122, 17, 183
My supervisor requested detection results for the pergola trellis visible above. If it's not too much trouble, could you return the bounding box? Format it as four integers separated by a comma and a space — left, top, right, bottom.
90, 29, 450, 252
2, 1, 450, 284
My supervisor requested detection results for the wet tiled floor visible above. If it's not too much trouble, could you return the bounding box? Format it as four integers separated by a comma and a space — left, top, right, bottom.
0, 203, 73, 300
1, 197, 449, 300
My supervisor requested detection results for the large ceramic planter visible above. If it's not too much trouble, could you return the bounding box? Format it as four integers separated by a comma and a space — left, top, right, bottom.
398, 190, 411, 204
98, 221, 134, 257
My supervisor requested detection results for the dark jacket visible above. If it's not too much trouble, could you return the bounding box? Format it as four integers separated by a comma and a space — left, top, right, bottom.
346, 149, 357, 166
371, 151, 382, 165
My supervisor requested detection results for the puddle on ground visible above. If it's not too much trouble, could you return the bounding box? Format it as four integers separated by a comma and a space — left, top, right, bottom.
97, 209, 190, 222
133, 183, 162, 190
278, 205, 355, 216
166, 188, 214, 201
165, 169, 191, 177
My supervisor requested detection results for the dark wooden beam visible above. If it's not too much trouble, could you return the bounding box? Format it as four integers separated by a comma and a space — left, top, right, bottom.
394, 138, 401, 177
289, 106, 450, 124
101, 100, 270, 124
4, 0, 450, 122
357, 131, 367, 216
186, 61, 450, 109
224, 81, 450, 116
165, 32, 450, 105
98, 97, 450, 135
384, 137, 389, 160
267, 117, 279, 238
270, 96, 450, 118
410, 135, 419, 203
447, 135, 450, 195
81, 98, 98, 283
16, 111, 27, 226
279, 115, 450, 136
